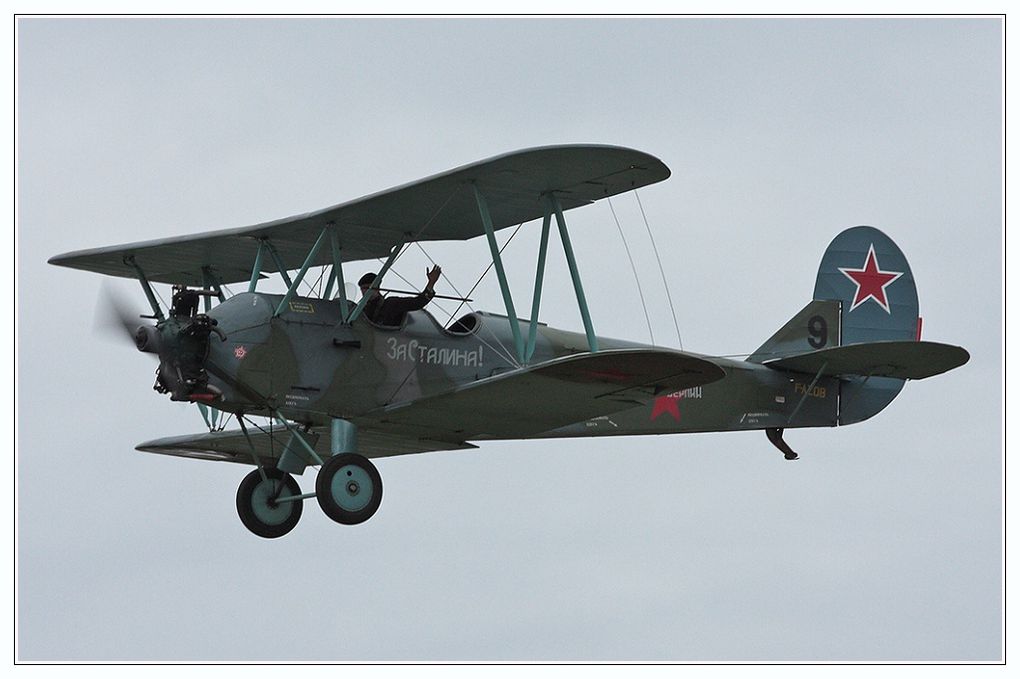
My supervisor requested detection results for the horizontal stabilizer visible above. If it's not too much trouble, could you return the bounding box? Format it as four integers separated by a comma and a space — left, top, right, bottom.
764, 340, 969, 380
365, 348, 726, 440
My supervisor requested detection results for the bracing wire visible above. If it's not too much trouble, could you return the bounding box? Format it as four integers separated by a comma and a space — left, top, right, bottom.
304, 264, 328, 297
379, 184, 463, 274
378, 259, 519, 368
412, 231, 525, 368
634, 189, 684, 350
607, 197, 655, 345
385, 364, 421, 406
299, 270, 316, 297
410, 185, 462, 241
153, 285, 169, 313
431, 222, 524, 325
375, 256, 518, 367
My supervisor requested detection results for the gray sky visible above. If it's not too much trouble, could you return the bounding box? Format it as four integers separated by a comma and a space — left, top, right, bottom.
16, 17, 1002, 661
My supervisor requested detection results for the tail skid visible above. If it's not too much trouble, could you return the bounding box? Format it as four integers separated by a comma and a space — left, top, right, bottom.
766, 428, 799, 460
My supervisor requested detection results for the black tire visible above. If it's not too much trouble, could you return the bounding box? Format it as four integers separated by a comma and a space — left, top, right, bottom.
236, 468, 303, 538
315, 453, 383, 525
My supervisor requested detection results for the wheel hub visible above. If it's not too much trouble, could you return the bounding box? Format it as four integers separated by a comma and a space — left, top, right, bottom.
249, 478, 294, 526
315, 452, 383, 525
329, 464, 373, 512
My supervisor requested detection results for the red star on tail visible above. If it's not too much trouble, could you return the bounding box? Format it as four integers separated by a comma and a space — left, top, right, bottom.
838, 244, 903, 313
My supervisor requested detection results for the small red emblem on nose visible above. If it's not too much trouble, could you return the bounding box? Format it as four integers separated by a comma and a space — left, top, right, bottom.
234, 345, 248, 360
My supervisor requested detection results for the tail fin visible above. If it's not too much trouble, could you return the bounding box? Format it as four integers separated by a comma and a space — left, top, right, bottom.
747, 299, 841, 363
814, 225, 919, 345
816, 226, 919, 424
752, 226, 922, 425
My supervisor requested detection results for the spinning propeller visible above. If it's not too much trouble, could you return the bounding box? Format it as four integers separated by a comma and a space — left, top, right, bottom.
96, 283, 224, 402
95, 282, 160, 353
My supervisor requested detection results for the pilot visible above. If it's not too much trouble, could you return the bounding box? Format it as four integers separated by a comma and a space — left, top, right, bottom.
359, 265, 442, 327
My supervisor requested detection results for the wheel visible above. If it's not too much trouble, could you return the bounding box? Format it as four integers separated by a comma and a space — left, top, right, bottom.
315, 453, 383, 525
236, 468, 303, 538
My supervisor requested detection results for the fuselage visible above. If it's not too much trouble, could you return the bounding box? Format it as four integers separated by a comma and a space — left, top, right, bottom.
203, 292, 838, 438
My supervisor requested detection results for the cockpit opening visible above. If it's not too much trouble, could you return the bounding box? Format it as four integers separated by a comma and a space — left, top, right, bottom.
446, 312, 480, 336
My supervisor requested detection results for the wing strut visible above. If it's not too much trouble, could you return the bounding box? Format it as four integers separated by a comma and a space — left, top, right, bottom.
201, 266, 225, 310
525, 209, 553, 361
474, 184, 525, 363
327, 228, 351, 319
124, 256, 165, 322
346, 241, 404, 324
473, 187, 601, 364
548, 192, 598, 353
247, 240, 266, 293
263, 240, 294, 289
273, 228, 329, 316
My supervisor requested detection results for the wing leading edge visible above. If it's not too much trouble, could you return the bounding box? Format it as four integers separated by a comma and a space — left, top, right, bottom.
136, 428, 479, 466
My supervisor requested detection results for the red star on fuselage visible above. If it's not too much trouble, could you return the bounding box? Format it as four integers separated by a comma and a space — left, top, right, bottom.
838, 244, 903, 313
650, 392, 683, 421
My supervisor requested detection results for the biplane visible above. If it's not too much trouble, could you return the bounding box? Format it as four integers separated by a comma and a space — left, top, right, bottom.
49, 145, 970, 538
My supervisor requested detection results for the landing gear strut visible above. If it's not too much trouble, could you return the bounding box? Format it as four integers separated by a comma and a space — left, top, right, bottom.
766, 427, 799, 460
234, 416, 382, 535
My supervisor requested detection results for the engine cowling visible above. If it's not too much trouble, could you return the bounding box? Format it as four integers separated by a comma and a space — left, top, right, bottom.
152, 312, 223, 402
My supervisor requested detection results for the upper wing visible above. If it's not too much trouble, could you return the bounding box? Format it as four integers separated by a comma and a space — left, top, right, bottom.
48, 145, 670, 285
764, 340, 970, 380
358, 348, 726, 441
